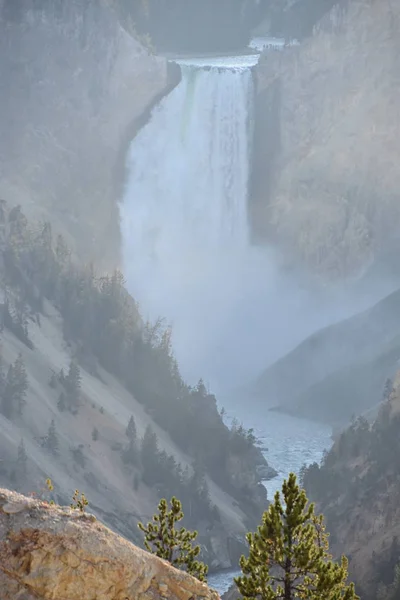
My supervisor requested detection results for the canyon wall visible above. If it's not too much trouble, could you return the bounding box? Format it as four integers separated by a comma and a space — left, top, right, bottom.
301, 370, 400, 599
0, 0, 177, 267
253, 0, 400, 277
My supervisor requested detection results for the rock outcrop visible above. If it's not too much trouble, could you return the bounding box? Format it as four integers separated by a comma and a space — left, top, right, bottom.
253, 0, 400, 277
0, 1, 177, 266
0, 487, 219, 600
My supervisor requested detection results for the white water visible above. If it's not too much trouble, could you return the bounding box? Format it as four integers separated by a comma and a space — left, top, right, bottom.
121, 58, 266, 389
122, 58, 323, 391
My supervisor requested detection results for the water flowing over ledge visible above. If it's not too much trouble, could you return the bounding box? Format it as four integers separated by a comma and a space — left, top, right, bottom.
120, 55, 263, 388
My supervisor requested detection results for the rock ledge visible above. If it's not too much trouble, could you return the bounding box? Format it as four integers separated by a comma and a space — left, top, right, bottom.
0, 488, 219, 600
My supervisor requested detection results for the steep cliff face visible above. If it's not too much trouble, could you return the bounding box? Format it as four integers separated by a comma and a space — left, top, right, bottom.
254, 287, 400, 425
253, 0, 400, 277
0, 488, 219, 600
0, 0, 176, 266
301, 371, 400, 599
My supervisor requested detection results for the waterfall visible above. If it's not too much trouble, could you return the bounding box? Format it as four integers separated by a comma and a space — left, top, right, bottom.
121, 57, 267, 388
120, 54, 378, 394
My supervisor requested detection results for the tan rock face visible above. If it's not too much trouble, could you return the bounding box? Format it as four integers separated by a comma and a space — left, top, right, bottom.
0, 3, 177, 267
253, 0, 400, 277
0, 488, 219, 600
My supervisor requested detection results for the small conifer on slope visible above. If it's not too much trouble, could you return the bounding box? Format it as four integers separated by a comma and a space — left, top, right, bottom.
138, 497, 208, 582
235, 473, 358, 600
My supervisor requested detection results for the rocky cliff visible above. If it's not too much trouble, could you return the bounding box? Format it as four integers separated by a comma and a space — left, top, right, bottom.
301, 370, 400, 599
0, 0, 177, 266
0, 487, 219, 600
253, 0, 400, 277
254, 287, 400, 425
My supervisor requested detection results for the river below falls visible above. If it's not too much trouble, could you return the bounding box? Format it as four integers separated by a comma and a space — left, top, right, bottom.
208, 409, 332, 594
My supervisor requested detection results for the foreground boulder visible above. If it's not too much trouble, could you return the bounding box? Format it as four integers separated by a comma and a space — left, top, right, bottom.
0, 488, 219, 600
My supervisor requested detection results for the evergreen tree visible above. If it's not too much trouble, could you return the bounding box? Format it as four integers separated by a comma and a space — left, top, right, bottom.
16, 438, 28, 478
1, 354, 28, 419
126, 415, 137, 442
1, 364, 15, 419
141, 425, 160, 485
383, 378, 393, 402
55, 233, 71, 267
13, 354, 28, 415
43, 419, 59, 455
92, 426, 99, 441
235, 473, 358, 600
64, 361, 81, 411
139, 497, 208, 582
190, 458, 212, 519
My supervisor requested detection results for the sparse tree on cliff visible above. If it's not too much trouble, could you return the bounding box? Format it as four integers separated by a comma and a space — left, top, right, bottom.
235, 473, 358, 600
126, 415, 137, 442
16, 438, 28, 478
64, 360, 81, 411
138, 496, 208, 582
43, 419, 59, 456
1, 354, 28, 419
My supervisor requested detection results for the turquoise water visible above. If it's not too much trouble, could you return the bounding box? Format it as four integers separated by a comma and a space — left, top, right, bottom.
208, 409, 332, 594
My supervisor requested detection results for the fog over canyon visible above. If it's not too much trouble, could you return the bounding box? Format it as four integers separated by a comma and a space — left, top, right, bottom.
1, 2, 400, 597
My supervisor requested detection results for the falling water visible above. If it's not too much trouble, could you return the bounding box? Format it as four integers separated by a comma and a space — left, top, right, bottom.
120, 56, 272, 388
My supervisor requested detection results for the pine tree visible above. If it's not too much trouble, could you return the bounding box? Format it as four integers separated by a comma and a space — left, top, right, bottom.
13, 354, 28, 415
55, 233, 71, 267
138, 497, 208, 582
126, 415, 137, 442
44, 419, 59, 455
1, 354, 28, 419
235, 473, 358, 600
92, 426, 99, 441
141, 424, 160, 485
16, 438, 28, 478
190, 458, 212, 519
1, 364, 15, 419
64, 361, 81, 411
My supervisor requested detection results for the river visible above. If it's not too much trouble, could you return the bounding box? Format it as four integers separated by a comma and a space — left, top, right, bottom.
208, 410, 332, 594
